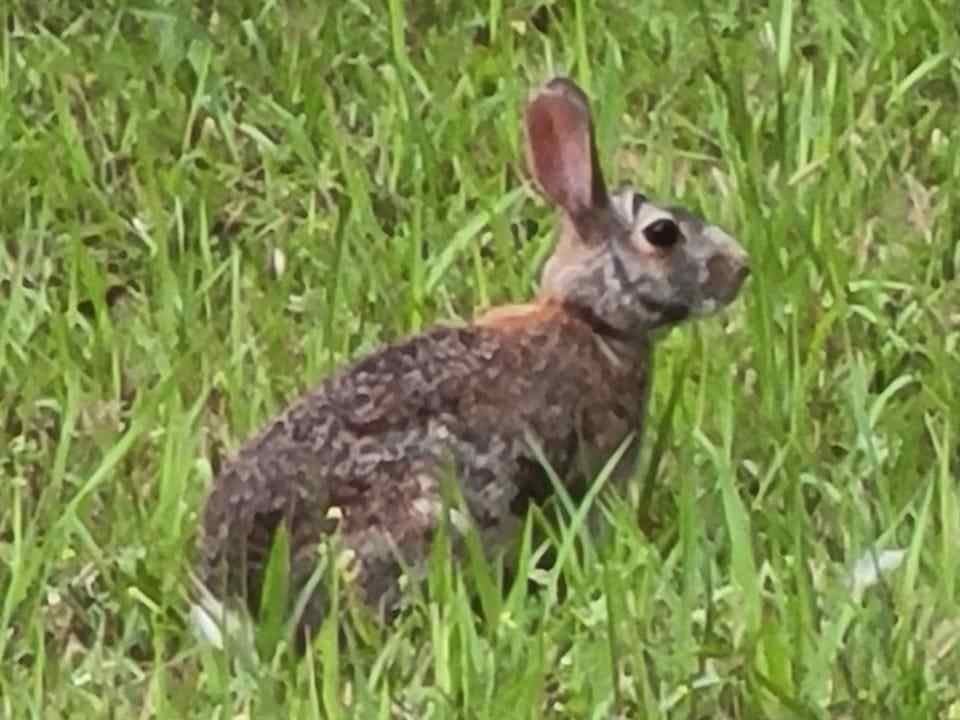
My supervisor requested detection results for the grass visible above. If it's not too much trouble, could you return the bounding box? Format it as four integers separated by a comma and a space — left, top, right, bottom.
1, 0, 959, 717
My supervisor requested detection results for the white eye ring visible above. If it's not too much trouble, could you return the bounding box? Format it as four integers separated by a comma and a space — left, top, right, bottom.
612, 187, 647, 222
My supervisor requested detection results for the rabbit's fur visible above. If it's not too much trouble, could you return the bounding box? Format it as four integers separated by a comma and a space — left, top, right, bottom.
196, 77, 749, 648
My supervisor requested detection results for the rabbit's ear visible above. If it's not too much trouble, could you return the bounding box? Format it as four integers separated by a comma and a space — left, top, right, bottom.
525, 78, 611, 234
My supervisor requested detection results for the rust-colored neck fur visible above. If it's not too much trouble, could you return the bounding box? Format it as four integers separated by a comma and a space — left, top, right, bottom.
475, 300, 648, 364
474, 302, 550, 327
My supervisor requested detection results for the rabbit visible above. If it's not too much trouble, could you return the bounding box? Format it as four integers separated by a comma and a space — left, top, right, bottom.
193, 76, 750, 650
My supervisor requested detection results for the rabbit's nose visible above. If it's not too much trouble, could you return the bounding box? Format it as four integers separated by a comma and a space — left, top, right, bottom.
734, 262, 751, 285
706, 252, 750, 304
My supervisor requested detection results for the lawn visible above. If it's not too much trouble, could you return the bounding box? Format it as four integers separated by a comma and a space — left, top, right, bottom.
1, 0, 959, 717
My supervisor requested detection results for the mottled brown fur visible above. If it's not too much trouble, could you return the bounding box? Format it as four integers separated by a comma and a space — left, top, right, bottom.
200, 303, 650, 636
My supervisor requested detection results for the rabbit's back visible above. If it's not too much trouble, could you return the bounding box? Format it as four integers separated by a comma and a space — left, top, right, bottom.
198, 303, 651, 627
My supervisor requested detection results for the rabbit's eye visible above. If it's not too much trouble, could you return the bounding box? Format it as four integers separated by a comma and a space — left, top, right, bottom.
644, 218, 682, 249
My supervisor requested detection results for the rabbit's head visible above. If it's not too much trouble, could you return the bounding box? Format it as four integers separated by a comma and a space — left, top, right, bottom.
526, 78, 749, 339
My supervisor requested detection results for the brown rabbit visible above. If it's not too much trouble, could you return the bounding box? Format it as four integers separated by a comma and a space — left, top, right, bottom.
194, 77, 750, 649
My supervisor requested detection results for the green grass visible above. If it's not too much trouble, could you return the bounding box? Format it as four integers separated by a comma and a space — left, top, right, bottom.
2, 0, 959, 717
